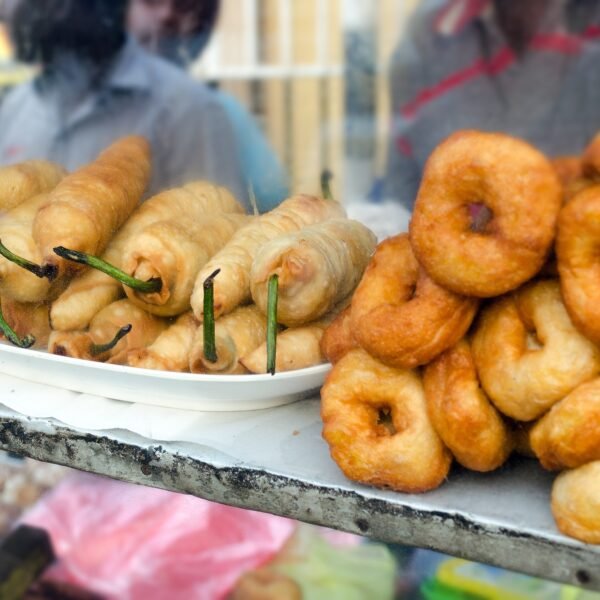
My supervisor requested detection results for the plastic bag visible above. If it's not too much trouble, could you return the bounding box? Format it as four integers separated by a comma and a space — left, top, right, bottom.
273, 524, 397, 600
20, 472, 296, 600
230, 523, 396, 600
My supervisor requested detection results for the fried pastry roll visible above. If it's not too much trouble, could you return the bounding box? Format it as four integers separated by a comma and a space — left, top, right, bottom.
0, 194, 55, 303
127, 311, 197, 372
241, 324, 326, 374
50, 181, 245, 331
250, 218, 376, 326
33, 136, 152, 280
48, 299, 167, 364
0, 160, 66, 212
122, 213, 249, 317
0, 298, 51, 348
191, 195, 345, 322
189, 305, 267, 374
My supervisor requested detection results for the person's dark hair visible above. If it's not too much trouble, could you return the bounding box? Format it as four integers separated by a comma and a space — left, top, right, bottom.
11, 0, 128, 64
176, 0, 220, 41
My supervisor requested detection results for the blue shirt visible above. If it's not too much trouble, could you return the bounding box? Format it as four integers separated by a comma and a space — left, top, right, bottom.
0, 37, 248, 204
216, 90, 289, 213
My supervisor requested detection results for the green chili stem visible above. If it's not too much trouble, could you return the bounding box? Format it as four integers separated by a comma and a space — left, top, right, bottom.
0, 304, 34, 348
266, 274, 279, 376
203, 268, 221, 363
89, 324, 132, 357
320, 169, 334, 201
0, 239, 49, 279
53, 246, 162, 293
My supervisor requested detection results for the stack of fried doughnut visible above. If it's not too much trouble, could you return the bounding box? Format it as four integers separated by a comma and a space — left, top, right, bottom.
320, 129, 600, 544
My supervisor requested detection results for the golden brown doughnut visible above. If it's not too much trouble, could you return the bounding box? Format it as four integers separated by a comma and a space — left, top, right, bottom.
530, 377, 600, 470
320, 348, 452, 493
423, 339, 514, 472
556, 185, 600, 344
409, 130, 562, 297
320, 306, 359, 364
471, 279, 600, 421
551, 461, 600, 544
350, 234, 478, 369
552, 155, 583, 187
582, 132, 600, 179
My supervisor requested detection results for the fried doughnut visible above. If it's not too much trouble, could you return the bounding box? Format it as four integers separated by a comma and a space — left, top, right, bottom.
530, 377, 600, 471
423, 339, 514, 472
471, 279, 600, 421
409, 130, 562, 297
552, 155, 583, 186
551, 461, 600, 544
551, 155, 594, 203
350, 234, 478, 369
320, 306, 359, 364
321, 348, 452, 493
556, 185, 600, 344
582, 132, 600, 179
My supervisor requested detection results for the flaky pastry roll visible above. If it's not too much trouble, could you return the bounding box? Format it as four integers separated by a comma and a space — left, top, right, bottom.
0, 160, 66, 213
189, 305, 267, 374
50, 181, 245, 331
33, 136, 151, 280
48, 299, 167, 364
0, 194, 56, 303
0, 298, 51, 348
122, 213, 249, 316
191, 195, 345, 322
127, 311, 197, 372
250, 218, 376, 326
241, 324, 326, 374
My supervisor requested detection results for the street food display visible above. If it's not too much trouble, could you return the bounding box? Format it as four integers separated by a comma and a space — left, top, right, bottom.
3, 131, 600, 546
320, 129, 600, 544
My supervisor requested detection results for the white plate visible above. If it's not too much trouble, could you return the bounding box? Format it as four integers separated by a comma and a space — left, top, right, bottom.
0, 341, 330, 411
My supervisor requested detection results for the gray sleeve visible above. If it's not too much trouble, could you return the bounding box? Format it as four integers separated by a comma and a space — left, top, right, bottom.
382, 16, 429, 210
152, 85, 248, 207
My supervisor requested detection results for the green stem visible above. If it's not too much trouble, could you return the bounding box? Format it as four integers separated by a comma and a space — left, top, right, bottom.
89, 324, 132, 357
266, 274, 279, 376
0, 239, 49, 279
203, 268, 221, 363
0, 305, 34, 349
53, 246, 162, 293
320, 169, 334, 200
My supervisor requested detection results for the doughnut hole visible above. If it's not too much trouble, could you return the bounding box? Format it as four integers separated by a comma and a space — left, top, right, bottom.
375, 406, 397, 436
468, 203, 494, 234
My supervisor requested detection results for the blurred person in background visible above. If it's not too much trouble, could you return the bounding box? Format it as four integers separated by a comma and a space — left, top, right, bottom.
127, 0, 290, 212
0, 0, 247, 202
384, 0, 600, 209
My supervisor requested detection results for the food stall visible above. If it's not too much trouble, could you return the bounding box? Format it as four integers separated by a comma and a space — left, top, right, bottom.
0, 0, 598, 597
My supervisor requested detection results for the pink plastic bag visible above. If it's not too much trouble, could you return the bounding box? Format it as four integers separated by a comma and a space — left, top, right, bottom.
21, 472, 296, 600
